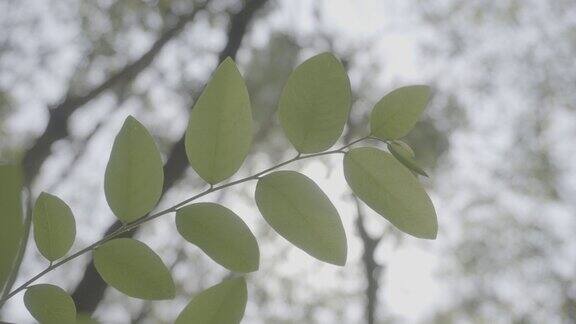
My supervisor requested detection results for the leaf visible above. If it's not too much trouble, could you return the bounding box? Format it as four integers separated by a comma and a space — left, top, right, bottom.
343, 147, 437, 239
104, 116, 164, 223
278, 53, 352, 153
175, 277, 247, 324
0, 164, 23, 293
24, 284, 76, 324
387, 141, 429, 177
176, 203, 259, 273
93, 238, 175, 300
370, 85, 432, 140
185, 58, 253, 184
32, 192, 76, 261
255, 171, 347, 265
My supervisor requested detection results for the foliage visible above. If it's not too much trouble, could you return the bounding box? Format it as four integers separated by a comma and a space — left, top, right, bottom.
32, 193, 76, 262
0, 53, 437, 322
24, 284, 76, 324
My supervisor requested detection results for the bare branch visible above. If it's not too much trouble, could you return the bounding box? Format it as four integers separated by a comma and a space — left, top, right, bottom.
354, 198, 383, 324
21, 3, 208, 185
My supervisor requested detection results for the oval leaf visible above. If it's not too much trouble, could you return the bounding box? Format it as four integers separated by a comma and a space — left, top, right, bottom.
344, 147, 437, 239
176, 203, 259, 273
185, 58, 253, 184
104, 116, 164, 223
175, 277, 247, 324
93, 238, 175, 300
24, 284, 76, 324
370, 85, 432, 140
0, 164, 23, 292
278, 53, 352, 153
255, 171, 347, 265
33, 192, 76, 261
387, 141, 428, 177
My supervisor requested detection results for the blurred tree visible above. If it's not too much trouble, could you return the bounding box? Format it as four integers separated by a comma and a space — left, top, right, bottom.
412, 0, 576, 322
0, 0, 454, 323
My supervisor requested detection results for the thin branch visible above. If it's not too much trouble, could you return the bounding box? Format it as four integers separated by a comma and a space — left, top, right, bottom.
20, 2, 208, 185
354, 197, 383, 324
0, 136, 369, 304
47, 85, 132, 192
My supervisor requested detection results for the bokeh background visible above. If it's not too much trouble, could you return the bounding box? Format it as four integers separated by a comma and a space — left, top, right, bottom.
1, 0, 576, 323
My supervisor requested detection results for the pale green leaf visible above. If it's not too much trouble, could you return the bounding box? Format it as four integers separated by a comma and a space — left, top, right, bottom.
93, 238, 175, 300
0, 164, 23, 293
176, 203, 259, 273
185, 58, 252, 184
175, 277, 247, 324
33, 192, 76, 261
370, 85, 432, 140
24, 284, 76, 324
255, 171, 347, 265
387, 141, 428, 177
344, 147, 437, 239
104, 116, 164, 223
278, 53, 351, 153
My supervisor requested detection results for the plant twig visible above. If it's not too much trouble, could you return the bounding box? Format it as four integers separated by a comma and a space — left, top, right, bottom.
0, 136, 369, 304
71, 0, 270, 313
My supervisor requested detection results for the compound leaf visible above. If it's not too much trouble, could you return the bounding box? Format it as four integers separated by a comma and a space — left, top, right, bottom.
175, 277, 247, 324
176, 203, 259, 273
185, 58, 253, 184
93, 238, 175, 300
370, 85, 431, 140
32, 192, 76, 261
344, 147, 437, 239
255, 171, 347, 265
0, 164, 23, 293
278, 53, 351, 153
104, 116, 164, 223
24, 284, 76, 324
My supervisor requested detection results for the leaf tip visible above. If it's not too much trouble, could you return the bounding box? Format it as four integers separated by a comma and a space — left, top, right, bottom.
122, 115, 144, 131
37, 191, 50, 200
315, 51, 338, 61
413, 220, 438, 240
221, 56, 235, 65
219, 57, 240, 73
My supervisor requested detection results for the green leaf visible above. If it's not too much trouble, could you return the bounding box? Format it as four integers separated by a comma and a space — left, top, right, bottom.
175, 277, 247, 324
24, 284, 76, 324
278, 53, 351, 153
32, 192, 76, 261
0, 164, 23, 293
104, 116, 164, 223
93, 238, 175, 300
176, 203, 259, 273
343, 147, 437, 239
370, 85, 432, 140
185, 58, 253, 184
387, 141, 429, 177
255, 171, 347, 265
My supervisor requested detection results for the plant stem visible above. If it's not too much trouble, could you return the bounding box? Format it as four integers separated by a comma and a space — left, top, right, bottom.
0, 136, 369, 304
